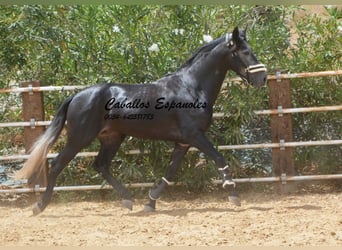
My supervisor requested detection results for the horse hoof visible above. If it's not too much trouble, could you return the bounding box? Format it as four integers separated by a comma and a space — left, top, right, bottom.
229, 195, 241, 207
32, 203, 42, 216
122, 199, 133, 210
144, 204, 155, 213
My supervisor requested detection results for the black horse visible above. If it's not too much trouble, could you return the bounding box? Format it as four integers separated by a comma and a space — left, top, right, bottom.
15, 27, 267, 215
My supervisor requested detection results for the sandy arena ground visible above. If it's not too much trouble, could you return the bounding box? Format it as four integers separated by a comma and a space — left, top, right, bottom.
1, 188, 341, 247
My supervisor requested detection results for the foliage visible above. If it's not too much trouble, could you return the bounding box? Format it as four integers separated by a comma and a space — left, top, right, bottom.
0, 5, 341, 189
286, 6, 342, 175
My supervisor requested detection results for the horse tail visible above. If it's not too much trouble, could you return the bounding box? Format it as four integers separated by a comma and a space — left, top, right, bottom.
13, 95, 74, 186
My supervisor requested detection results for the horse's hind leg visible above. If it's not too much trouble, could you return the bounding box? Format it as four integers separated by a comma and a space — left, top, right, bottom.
93, 134, 133, 210
33, 142, 86, 215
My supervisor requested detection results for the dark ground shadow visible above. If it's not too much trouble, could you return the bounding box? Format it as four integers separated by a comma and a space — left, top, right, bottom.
126, 205, 273, 218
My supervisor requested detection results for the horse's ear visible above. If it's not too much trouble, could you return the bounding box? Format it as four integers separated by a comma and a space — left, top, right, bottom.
232, 27, 241, 45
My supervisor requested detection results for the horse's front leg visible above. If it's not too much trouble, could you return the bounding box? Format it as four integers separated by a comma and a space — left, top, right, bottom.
144, 143, 190, 212
190, 132, 241, 206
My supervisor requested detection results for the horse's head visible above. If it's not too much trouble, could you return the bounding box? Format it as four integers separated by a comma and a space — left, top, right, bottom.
226, 27, 267, 87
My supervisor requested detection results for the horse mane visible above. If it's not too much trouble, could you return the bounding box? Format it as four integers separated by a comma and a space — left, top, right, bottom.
178, 35, 227, 71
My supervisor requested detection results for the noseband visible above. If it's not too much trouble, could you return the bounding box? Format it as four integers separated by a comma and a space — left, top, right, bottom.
245, 64, 267, 74
243, 63, 267, 84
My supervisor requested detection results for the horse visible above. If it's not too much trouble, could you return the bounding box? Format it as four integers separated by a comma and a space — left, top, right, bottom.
14, 27, 267, 215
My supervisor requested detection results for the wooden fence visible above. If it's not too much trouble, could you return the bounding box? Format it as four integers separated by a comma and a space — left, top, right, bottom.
0, 70, 342, 194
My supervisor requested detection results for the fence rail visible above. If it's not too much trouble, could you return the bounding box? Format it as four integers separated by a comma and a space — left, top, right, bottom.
2, 104, 342, 128
0, 85, 85, 94
267, 70, 342, 80
0, 70, 341, 94
1, 174, 342, 194
1, 139, 341, 162
254, 105, 342, 115
0, 121, 51, 128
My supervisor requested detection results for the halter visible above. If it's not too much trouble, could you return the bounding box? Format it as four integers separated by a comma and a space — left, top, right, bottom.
225, 33, 232, 44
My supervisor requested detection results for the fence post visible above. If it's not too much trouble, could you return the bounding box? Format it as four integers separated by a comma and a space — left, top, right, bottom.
268, 75, 295, 193
21, 80, 47, 187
